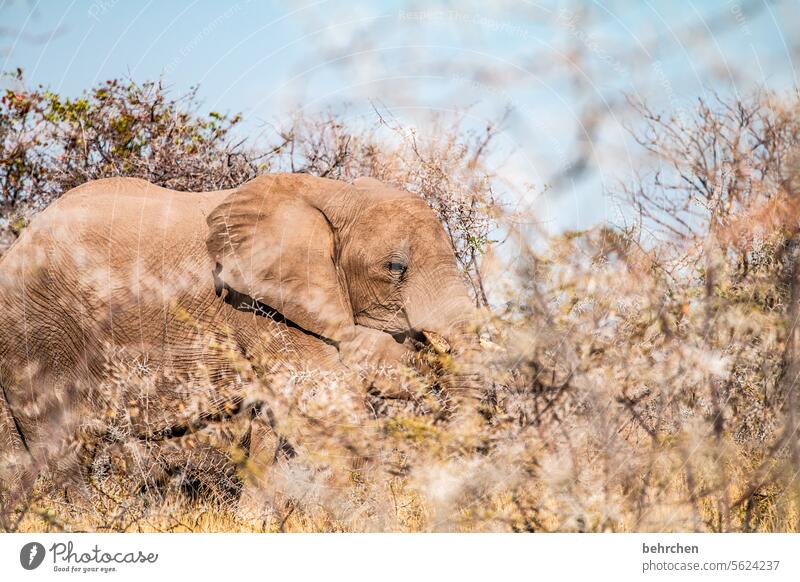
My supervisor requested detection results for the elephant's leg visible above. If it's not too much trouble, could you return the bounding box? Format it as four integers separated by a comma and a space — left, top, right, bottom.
147, 436, 243, 505
2, 361, 109, 521
0, 381, 39, 531
236, 407, 296, 521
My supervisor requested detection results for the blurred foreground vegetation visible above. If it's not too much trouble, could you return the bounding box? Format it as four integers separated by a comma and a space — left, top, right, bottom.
2, 73, 800, 532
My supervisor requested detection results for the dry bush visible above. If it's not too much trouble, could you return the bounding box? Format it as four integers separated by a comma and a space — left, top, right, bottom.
3, 78, 800, 532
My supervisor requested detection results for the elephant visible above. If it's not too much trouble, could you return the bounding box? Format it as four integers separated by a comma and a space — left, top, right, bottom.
0, 173, 484, 510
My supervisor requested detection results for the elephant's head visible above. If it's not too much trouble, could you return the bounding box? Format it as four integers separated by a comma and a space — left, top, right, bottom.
205, 173, 484, 405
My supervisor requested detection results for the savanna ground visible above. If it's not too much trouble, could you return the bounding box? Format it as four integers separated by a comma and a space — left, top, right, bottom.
2, 74, 800, 532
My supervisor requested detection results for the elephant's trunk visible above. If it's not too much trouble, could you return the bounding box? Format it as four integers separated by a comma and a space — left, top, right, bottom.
427, 331, 487, 411
404, 274, 490, 416
416, 316, 489, 415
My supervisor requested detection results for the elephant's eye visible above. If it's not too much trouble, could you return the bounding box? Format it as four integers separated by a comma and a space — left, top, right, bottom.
385, 261, 407, 276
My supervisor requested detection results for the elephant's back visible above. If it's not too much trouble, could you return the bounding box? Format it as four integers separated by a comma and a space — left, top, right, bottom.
48, 177, 220, 241
5, 178, 220, 277
0, 179, 225, 378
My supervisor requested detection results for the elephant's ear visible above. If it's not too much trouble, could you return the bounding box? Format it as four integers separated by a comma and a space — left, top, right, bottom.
206, 179, 354, 343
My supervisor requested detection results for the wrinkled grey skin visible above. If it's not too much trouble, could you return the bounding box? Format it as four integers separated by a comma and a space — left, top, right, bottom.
0, 173, 481, 502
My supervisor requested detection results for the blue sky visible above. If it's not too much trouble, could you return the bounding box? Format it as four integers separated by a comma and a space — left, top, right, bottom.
2, 0, 798, 232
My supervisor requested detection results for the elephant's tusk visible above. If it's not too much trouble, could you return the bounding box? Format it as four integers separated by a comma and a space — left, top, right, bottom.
479, 336, 502, 352
422, 330, 451, 354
